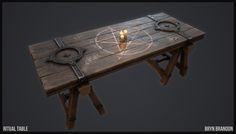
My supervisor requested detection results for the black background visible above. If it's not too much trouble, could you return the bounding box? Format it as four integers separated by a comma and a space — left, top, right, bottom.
2, 2, 234, 131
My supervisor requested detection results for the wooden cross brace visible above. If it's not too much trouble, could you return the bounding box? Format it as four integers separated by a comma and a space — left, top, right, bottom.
57, 44, 192, 129
146, 45, 191, 85
58, 82, 106, 129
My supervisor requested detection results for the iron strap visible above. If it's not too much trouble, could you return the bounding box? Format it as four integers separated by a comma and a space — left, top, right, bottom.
47, 38, 86, 83
54, 37, 65, 48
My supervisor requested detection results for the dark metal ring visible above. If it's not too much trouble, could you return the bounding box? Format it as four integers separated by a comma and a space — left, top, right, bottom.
155, 20, 180, 32
47, 46, 85, 65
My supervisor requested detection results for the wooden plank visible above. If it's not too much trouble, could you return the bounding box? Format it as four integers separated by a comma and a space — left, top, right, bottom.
29, 12, 169, 60
42, 28, 205, 96
35, 17, 192, 78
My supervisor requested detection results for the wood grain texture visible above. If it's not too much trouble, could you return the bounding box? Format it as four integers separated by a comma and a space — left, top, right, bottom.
28, 12, 205, 96
29, 13, 168, 60
35, 17, 190, 78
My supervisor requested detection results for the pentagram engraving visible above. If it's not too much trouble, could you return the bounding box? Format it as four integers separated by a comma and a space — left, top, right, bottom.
95, 26, 153, 56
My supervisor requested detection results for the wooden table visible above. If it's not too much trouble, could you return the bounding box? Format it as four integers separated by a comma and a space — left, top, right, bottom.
28, 12, 205, 129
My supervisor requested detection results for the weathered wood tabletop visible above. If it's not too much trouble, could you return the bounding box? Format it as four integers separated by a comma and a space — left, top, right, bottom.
29, 12, 205, 96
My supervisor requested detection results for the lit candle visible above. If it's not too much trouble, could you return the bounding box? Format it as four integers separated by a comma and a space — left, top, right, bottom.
119, 31, 125, 43
123, 29, 128, 40
120, 34, 125, 41
119, 30, 128, 43
120, 30, 124, 35
119, 30, 127, 51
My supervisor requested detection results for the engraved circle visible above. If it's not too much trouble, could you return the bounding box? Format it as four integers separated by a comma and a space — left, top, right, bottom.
95, 26, 153, 56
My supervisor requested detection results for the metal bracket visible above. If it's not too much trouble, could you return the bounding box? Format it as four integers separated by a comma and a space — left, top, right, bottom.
147, 15, 192, 40
47, 37, 86, 83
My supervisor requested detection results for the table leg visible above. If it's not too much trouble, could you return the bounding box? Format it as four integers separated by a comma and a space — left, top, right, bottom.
179, 46, 189, 77
146, 49, 180, 85
89, 86, 106, 116
79, 82, 106, 116
146, 58, 168, 84
58, 86, 79, 129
